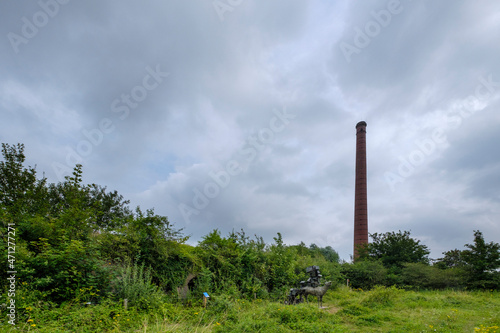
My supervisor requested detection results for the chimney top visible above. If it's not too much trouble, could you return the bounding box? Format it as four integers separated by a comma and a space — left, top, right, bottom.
356, 121, 367, 128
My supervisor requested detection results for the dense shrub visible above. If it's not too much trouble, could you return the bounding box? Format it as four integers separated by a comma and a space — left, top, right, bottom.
361, 285, 402, 308
110, 261, 165, 310
18, 237, 111, 303
401, 263, 464, 290
341, 260, 387, 289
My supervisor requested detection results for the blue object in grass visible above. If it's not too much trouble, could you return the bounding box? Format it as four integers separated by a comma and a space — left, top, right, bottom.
203, 292, 210, 298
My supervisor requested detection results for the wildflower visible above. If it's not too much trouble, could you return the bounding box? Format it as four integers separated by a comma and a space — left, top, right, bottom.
194, 312, 198, 315
27, 319, 33, 322
216, 322, 221, 325
31, 324, 36, 327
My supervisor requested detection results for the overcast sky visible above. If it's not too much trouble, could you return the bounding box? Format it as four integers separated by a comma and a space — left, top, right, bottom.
1, 0, 499, 261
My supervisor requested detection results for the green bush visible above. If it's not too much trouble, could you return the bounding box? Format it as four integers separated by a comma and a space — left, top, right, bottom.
111, 261, 164, 310
401, 263, 464, 290
341, 260, 387, 289
18, 237, 111, 303
362, 285, 402, 308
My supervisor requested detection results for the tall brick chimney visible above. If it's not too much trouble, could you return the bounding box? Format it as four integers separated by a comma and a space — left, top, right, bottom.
354, 121, 368, 260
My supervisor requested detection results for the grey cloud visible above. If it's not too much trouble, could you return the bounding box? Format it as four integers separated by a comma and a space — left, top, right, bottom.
1, 0, 499, 260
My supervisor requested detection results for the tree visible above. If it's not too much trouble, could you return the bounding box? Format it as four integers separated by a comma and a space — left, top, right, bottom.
0, 142, 195, 301
358, 230, 430, 269
401, 263, 463, 290
341, 260, 387, 289
309, 244, 340, 263
461, 230, 500, 289
0, 143, 47, 221
46, 166, 133, 233
434, 249, 466, 269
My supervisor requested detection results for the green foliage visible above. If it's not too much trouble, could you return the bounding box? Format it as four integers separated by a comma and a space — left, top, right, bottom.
435, 249, 467, 269
0, 142, 195, 304
341, 260, 387, 289
358, 230, 430, 269
401, 263, 464, 290
189, 267, 214, 298
361, 285, 402, 308
4, 281, 500, 332
266, 233, 298, 297
45, 166, 132, 235
121, 207, 194, 291
18, 237, 111, 303
197, 229, 243, 292
461, 230, 500, 289
195, 229, 323, 300
0, 143, 47, 221
309, 243, 340, 263
111, 261, 165, 310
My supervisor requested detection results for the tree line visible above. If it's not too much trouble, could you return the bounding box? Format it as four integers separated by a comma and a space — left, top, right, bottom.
1, 143, 499, 309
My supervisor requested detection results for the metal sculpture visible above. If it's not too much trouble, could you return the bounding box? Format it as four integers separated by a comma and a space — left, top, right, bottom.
303, 281, 332, 308
285, 265, 331, 307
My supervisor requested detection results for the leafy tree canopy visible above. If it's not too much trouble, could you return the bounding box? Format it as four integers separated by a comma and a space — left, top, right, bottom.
461, 230, 500, 288
358, 230, 430, 269
309, 244, 340, 263
435, 249, 466, 269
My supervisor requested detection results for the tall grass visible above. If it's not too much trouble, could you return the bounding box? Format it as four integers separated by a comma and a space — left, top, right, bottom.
3, 287, 498, 332
111, 261, 165, 310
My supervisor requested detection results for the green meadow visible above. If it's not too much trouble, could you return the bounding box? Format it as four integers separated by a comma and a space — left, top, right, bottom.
3, 286, 499, 332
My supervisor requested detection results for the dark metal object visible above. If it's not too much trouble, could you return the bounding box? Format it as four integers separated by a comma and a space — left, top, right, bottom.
285, 287, 304, 305
285, 266, 326, 305
305, 265, 322, 287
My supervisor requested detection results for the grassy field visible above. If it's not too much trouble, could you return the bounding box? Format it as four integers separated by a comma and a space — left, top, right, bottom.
3, 286, 499, 332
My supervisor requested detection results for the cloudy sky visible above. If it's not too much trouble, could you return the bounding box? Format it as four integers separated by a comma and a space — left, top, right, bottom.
1, 0, 499, 261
